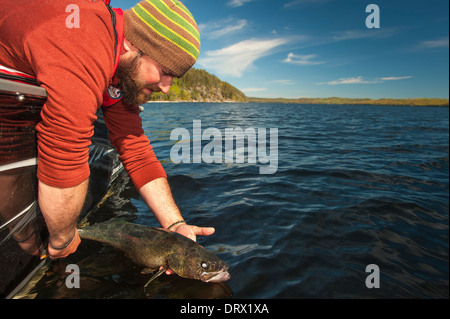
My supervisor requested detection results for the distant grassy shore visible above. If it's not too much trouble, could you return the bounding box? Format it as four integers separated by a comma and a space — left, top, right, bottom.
247, 97, 449, 106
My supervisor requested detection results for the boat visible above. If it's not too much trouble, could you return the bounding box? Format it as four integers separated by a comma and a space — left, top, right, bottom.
0, 70, 124, 298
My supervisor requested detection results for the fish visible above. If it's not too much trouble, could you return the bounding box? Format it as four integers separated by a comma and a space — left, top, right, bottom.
78, 219, 230, 287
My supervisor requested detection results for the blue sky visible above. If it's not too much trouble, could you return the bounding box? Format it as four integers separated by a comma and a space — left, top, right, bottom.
114, 0, 449, 99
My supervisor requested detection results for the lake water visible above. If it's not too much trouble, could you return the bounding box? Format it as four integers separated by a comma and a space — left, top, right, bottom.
17, 103, 449, 299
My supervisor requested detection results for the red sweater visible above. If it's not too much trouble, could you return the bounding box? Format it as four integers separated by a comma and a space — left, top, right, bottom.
0, 0, 166, 189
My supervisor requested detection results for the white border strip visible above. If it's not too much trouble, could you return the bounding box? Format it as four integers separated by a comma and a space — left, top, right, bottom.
0, 158, 37, 173
0, 65, 33, 77
0, 201, 36, 232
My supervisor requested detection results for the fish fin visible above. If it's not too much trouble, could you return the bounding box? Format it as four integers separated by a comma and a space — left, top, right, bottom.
40, 249, 48, 260
144, 266, 167, 288
141, 268, 155, 275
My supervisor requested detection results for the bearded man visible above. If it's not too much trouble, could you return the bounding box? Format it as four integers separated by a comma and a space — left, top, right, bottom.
0, 0, 214, 261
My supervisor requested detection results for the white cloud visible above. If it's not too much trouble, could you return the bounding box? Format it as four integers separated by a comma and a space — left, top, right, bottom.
332, 30, 375, 41
199, 18, 248, 39
332, 28, 401, 41
198, 38, 288, 78
283, 53, 325, 66
418, 37, 449, 49
227, 0, 253, 8
381, 76, 412, 81
242, 88, 267, 93
322, 76, 381, 85
273, 80, 295, 85
321, 75, 412, 85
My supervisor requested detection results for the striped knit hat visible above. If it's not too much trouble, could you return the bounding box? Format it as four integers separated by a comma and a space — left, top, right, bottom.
124, 0, 200, 78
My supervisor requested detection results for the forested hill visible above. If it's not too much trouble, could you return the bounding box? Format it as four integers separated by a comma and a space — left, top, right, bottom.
149, 68, 248, 102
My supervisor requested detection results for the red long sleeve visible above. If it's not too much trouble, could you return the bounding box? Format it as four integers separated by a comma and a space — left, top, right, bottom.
103, 101, 167, 190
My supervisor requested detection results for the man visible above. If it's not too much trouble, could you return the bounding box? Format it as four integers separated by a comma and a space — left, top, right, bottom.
0, 0, 214, 261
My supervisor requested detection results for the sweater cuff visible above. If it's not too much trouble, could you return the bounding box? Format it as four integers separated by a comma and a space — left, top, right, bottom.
37, 162, 90, 188
129, 160, 167, 191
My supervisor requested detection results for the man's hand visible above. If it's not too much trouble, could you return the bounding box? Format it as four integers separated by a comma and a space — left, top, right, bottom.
163, 223, 215, 275
47, 228, 81, 260
171, 222, 215, 242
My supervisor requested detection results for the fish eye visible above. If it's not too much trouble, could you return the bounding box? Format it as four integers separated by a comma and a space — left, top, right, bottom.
201, 262, 210, 269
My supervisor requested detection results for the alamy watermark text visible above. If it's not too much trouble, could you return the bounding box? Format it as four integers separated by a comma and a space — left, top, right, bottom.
170, 120, 279, 174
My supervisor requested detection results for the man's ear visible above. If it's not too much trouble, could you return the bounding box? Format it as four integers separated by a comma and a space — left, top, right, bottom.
121, 37, 136, 55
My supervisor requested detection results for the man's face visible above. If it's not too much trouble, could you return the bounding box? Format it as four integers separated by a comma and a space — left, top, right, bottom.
116, 52, 173, 106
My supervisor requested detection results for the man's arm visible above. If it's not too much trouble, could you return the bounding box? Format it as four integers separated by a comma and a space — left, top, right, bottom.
21, 5, 115, 259
38, 179, 88, 259
139, 177, 215, 242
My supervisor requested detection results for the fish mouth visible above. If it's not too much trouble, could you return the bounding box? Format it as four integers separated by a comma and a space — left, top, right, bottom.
202, 268, 231, 283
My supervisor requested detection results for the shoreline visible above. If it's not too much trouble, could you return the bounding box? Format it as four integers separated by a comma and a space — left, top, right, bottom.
146, 98, 449, 107
247, 97, 449, 107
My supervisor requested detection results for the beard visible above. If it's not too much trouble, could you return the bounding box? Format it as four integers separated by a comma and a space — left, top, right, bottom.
116, 54, 161, 106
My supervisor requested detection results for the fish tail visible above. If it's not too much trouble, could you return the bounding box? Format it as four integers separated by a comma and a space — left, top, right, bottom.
77, 219, 129, 249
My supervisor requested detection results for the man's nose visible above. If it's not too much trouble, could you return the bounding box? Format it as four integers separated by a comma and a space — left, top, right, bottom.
158, 76, 173, 94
